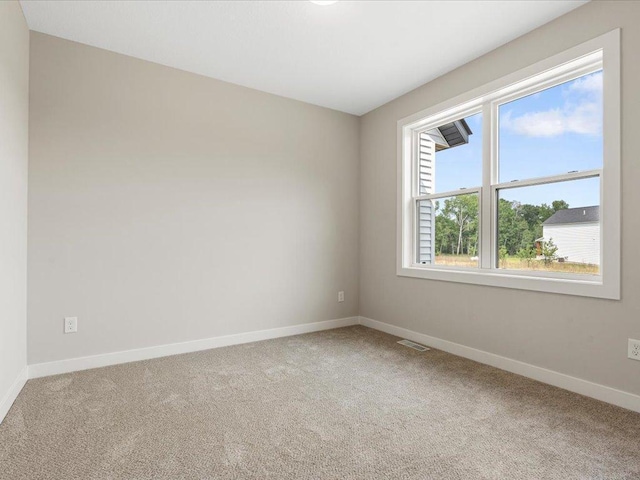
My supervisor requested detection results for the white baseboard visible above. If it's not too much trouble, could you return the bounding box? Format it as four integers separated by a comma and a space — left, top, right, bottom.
0, 366, 28, 424
359, 316, 640, 414
28, 316, 359, 379
22, 315, 640, 414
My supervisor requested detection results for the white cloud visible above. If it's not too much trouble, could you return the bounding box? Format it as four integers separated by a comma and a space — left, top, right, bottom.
567, 71, 603, 94
565, 101, 602, 135
501, 72, 602, 138
502, 102, 601, 137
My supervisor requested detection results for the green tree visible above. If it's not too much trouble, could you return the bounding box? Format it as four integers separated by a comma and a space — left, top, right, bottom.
552, 200, 570, 212
517, 245, 536, 268
541, 238, 559, 265
498, 245, 509, 269
497, 199, 529, 255
497, 199, 570, 256
435, 195, 570, 260
435, 212, 456, 255
441, 195, 478, 255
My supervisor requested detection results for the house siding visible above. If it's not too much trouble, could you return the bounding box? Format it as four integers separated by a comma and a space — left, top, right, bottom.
417, 135, 435, 263
543, 222, 600, 265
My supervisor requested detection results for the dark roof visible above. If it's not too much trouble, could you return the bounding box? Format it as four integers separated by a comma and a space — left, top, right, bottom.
543, 206, 599, 226
423, 119, 474, 152
440, 119, 471, 146
435, 119, 472, 151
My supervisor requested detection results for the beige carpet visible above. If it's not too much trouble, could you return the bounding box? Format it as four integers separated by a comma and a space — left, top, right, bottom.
1, 326, 640, 479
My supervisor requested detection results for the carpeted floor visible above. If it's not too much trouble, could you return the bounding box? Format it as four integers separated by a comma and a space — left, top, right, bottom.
1, 326, 640, 479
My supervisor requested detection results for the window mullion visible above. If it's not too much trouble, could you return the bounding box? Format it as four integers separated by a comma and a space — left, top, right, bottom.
492, 169, 601, 191
480, 102, 494, 270
414, 187, 481, 202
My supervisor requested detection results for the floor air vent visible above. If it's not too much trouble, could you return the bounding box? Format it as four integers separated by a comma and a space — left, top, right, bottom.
397, 339, 430, 352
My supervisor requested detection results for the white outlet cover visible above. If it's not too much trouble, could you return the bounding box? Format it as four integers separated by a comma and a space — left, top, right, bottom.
64, 316, 78, 334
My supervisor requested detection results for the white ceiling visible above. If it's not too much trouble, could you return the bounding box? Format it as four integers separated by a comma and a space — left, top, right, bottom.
19, 0, 586, 115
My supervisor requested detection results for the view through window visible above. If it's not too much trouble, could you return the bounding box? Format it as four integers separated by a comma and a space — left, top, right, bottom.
416, 113, 482, 267
416, 70, 602, 275
497, 70, 602, 275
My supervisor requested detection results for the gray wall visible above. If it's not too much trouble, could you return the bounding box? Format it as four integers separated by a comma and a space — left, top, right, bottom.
0, 1, 29, 402
359, 1, 640, 396
28, 33, 360, 364
25, 1, 640, 400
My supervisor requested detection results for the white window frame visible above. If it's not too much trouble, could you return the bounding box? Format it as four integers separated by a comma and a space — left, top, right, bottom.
397, 30, 620, 299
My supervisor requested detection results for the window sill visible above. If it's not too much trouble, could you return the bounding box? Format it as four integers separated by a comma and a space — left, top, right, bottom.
397, 265, 619, 300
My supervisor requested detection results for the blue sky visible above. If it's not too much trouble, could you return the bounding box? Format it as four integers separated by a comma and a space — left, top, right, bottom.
435, 70, 603, 208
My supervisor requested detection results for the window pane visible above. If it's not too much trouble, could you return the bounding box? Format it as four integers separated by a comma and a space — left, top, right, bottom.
498, 70, 603, 183
496, 177, 600, 275
417, 193, 479, 268
419, 113, 482, 195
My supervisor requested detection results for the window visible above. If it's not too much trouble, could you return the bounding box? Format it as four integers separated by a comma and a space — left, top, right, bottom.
397, 30, 620, 299
416, 113, 482, 268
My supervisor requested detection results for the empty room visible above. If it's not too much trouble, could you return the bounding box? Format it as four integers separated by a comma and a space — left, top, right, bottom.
1, 0, 640, 478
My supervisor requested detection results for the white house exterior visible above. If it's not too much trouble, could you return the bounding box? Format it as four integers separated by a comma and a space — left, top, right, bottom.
542, 206, 600, 265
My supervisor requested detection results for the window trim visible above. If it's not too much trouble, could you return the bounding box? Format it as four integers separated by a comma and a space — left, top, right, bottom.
397, 29, 620, 300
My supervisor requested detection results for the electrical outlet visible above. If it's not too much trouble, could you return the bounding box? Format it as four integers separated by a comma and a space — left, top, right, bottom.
64, 317, 78, 334
629, 339, 640, 361
338, 291, 344, 302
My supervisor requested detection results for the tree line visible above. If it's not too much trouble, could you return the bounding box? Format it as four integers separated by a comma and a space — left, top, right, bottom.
433, 195, 569, 257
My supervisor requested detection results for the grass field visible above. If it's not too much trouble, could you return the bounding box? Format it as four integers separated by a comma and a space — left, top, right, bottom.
434, 254, 599, 275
